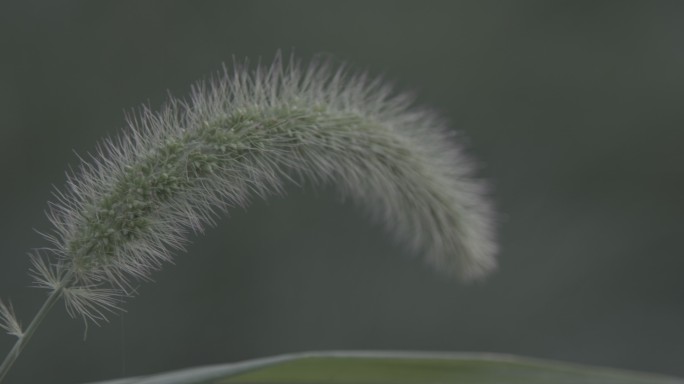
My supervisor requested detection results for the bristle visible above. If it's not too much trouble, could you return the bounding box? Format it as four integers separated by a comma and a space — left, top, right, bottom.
0, 300, 23, 338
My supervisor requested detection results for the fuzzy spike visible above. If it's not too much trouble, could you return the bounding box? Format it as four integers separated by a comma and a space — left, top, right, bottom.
34, 55, 497, 322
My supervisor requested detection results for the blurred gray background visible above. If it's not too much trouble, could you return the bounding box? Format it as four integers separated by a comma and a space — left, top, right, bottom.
1, 1, 683, 383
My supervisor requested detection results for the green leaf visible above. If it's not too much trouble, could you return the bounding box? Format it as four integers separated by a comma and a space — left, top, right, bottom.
86, 351, 684, 384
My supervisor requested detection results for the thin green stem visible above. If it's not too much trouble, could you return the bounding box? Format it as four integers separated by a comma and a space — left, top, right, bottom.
0, 272, 72, 383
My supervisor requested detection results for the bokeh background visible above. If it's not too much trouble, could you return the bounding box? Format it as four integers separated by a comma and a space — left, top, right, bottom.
1, 1, 683, 383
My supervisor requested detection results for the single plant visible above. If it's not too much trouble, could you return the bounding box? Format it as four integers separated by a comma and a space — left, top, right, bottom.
0, 54, 496, 382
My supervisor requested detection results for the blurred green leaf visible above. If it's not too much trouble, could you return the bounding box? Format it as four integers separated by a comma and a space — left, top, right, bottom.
87, 351, 684, 384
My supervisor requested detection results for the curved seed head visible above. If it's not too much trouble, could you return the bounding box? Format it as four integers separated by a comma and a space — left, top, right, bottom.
33, 54, 497, 322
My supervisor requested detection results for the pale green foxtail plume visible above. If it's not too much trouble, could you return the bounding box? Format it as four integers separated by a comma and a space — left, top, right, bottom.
0, 55, 497, 382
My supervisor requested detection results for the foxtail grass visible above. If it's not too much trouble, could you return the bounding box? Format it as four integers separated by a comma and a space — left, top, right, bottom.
0, 54, 497, 382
